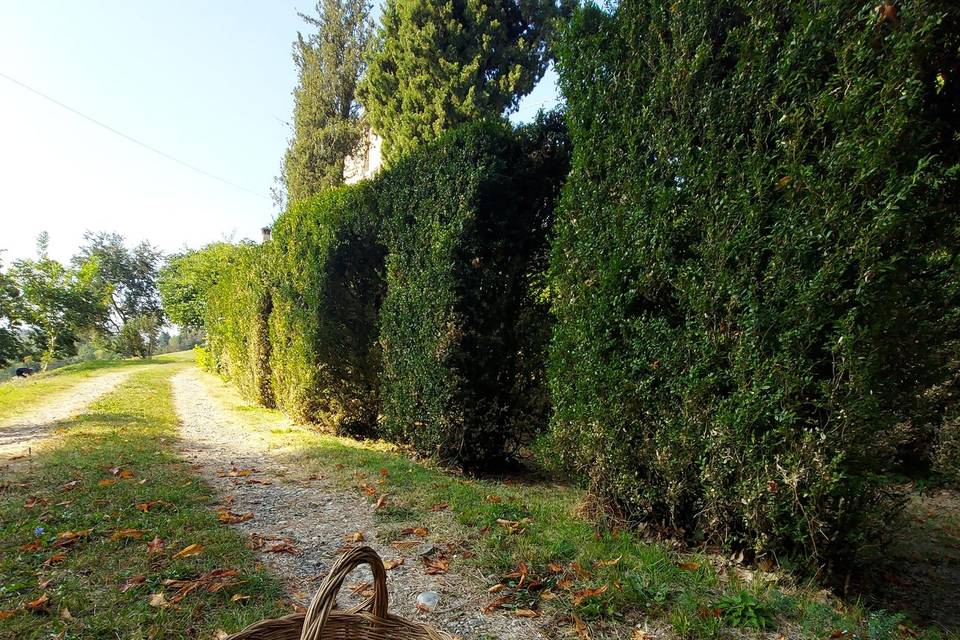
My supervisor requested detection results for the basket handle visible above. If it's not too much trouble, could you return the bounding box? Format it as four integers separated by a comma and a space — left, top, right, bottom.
299, 545, 389, 640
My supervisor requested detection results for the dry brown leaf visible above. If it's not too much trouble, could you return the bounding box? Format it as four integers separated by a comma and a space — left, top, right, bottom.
118, 469, 135, 479
146, 537, 165, 554
429, 503, 448, 512
148, 592, 169, 608
53, 529, 91, 548
487, 583, 506, 593
111, 528, 145, 541
390, 540, 420, 550
631, 630, 650, 640
540, 590, 557, 601
401, 526, 429, 537
217, 510, 254, 524
119, 575, 146, 593
265, 542, 299, 555
515, 609, 538, 618
172, 543, 204, 559
594, 555, 622, 568
383, 557, 404, 570
98, 479, 118, 487
231, 593, 250, 602
573, 615, 590, 639
136, 500, 165, 512
25, 593, 50, 611
482, 595, 513, 613
679, 561, 700, 571
19, 540, 42, 552
0, 610, 17, 620
43, 552, 66, 566
573, 584, 609, 605
484, 495, 502, 504
375, 494, 389, 510
359, 483, 377, 496
422, 556, 449, 575
345, 531, 365, 543
59, 607, 73, 621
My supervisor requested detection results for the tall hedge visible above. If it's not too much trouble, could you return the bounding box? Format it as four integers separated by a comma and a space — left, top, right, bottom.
268, 184, 386, 434
376, 117, 569, 467
205, 243, 274, 407
550, 0, 960, 568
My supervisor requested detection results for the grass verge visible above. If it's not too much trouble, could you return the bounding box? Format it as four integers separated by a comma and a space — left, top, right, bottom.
0, 358, 153, 423
0, 361, 287, 639
195, 368, 957, 640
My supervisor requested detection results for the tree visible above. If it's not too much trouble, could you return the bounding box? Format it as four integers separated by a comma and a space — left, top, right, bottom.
158, 243, 242, 332
0, 255, 24, 366
358, 0, 571, 162
72, 232, 164, 333
280, 0, 373, 204
10, 234, 105, 369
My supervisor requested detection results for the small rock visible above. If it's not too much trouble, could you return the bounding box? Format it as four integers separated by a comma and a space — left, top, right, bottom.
416, 591, 439, 612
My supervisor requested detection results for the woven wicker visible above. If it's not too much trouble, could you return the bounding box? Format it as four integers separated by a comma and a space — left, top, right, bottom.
225, 545, 452, 640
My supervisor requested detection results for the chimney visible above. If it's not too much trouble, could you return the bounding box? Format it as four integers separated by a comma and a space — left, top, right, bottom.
261, 226, 272, 243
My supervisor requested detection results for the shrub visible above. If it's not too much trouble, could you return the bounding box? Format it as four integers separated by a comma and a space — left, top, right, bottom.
268, 184, 386, 434
375, 117, 570, 467
550, 0, 960, 568
205, 243, 274, 407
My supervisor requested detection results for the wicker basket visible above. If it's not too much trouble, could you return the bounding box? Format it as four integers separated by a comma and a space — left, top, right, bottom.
225, 545, 452, 640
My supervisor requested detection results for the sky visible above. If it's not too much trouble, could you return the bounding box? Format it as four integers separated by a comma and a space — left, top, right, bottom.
0, 1, 560, 266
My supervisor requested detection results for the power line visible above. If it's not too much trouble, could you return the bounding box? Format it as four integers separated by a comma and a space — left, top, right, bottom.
0, 70, 269, 200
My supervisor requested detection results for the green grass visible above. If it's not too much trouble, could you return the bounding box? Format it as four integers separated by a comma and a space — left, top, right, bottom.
0, 361, 287, 639
0, 358, 153, 423
194, 370, 959, 640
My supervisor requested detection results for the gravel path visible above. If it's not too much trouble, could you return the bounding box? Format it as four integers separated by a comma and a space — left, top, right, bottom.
0, 369, 136, 460
171, 369, 549, 640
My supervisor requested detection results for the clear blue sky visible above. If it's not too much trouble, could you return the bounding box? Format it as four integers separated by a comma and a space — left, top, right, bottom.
0, 1, 560, 265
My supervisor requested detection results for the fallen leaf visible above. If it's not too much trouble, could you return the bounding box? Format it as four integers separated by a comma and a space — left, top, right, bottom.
148, 592, 169, 608
24, 496, 47, 509
118, 469, 135, 479
172, 543, 204, 559
429, 503, 448, 512
573, 584, 609, 605
217, 510, 254, 524
383, 558, 404, 570
541, 590, 557, 600
359, 483, 377, 496
43, 552, 66, 566
0, 610, 17, 620
59, 607, 73, 621
53, 529, 91, 548
483, 595, 513, 613
345, 531, 365, 542
25, 593, 50, 611
147, 537, 165, 554
136, 500, 165, 512
698, 607, 723, 618
111, 528, 146, 541
594, 555, 621, 568
546, 562, 564, 574
484, 495, 502, 504
422, 556, 449, 575
515, 609, 538, 618
379, 468, 389, 479
401, 526, 429, 537
679, 561, 700, 571
573, 614, 590, 639
631, 630, 650, 640
231, 593, 250, 602
20, 540, 42, 552
119, 575, 146, 592
245, 478, 271, 485
390, 540, 420, 550
375, 494, 389, 510
488, 583, 506, 593
265, 542, 299, 555
98, 479, 118, 487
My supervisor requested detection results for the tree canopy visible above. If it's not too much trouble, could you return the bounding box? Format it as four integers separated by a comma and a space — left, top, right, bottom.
280, 0, 373, 204
358, 0, 570, 162
158, 242, 242, 332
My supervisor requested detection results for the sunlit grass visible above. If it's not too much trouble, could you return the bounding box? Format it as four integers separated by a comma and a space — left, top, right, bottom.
0, 362, 287, 639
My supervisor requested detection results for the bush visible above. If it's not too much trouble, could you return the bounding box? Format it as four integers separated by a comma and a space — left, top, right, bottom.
268, 184, 386, 434
375, 117, 569, 467
550, 0, 960, 568
205, 243, 274, 407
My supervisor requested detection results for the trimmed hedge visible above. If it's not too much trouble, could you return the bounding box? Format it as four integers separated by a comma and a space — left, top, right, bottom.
205, 243, 274, 407
550, 0, 960, 568
375, 117, 569, 467
268, 184, 386, 434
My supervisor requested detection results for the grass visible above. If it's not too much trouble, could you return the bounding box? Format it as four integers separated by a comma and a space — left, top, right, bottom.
194, 370, 959, 640
0, 358, 153, 423
0, 360, 287, 639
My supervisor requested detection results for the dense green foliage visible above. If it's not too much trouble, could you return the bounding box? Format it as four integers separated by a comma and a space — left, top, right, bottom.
268, 185, 385, 432
375, 118, 569, 466
281, 0, 373, 204
358, 0, 570, 162
0, 258, 22, 366
158, 242, 240, 331
205, 243, 275, 407
549, 0, 960, 568
9, 234, 106, 368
